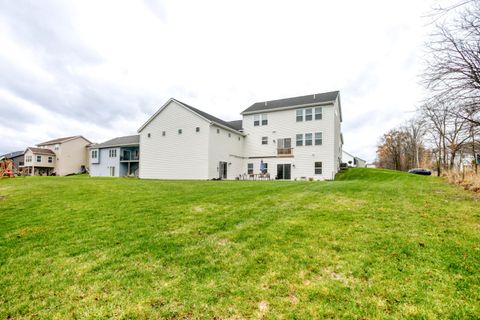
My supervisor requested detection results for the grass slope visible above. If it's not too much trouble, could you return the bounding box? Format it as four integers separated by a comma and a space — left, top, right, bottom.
0, 169, 479, 319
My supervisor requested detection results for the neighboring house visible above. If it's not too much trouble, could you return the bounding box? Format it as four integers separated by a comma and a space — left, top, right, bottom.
342, 150, 366, 168
21, 147, 56, 176
138, 91, 343, 180
0, 150, 24, 172
89, 135, 140, 177
21, 136, 91, 176
138, 99, 245, 179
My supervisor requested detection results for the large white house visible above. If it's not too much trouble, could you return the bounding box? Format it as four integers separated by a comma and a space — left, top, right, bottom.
137, 91, 343, 180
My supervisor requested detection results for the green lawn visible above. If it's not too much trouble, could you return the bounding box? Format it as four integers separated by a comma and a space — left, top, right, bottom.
0, 169, 479, 319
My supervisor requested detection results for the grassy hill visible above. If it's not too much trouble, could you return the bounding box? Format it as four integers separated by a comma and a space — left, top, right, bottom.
0, 169, 479, 319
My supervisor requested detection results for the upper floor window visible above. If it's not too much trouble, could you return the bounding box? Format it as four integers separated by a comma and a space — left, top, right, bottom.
315, 132, 323, 145
162, 131, 166, 136
26, 155, 32, 162
196, 127, 200, 132
314, 162, 323, 175
315, 107, 322, 120
36, 155, 42, 162
228, 133, 231, 138
296, 134, 303, 146
178, 129, 182, 134
296, 109, 303, 122
91, 150, 98, 159
254, 114, 268, 126
261, 136, 268, 145
147, 133, 151, 138
247, 163, 254, 174
48, 156, 53, 163
54, 144, 59, 151
305, 108, 313, 121
305, 133, 313, 146
109, 149, 117, 158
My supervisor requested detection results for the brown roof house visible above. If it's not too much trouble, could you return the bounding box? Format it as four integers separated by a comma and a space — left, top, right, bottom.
21, 136, 91, 176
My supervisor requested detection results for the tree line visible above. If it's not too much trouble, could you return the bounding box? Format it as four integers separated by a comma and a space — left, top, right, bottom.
377, 0, 480, 174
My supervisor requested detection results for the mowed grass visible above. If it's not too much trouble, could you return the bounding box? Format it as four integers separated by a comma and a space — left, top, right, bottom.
0, 169, 479, 319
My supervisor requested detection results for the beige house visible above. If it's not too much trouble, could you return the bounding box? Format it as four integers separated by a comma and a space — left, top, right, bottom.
21, 136, 91, 176
22, 147, 56, 176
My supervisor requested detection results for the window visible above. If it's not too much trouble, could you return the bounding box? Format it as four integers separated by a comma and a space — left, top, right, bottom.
91, 150, 98, 159
262, 136, 268, 145
254, 114, 260, 126
162, 131, 166, 136
247, 163, 254, 174
109, 166, 115, 177
109, 149, 117, 158
315, 107, 322, 120
196, 127, 200, 132
54, 144, 59, 151
238, 137, 241, 141
305, 108, 313, 121
26, 155, 32, 162
261, 114, 268, 125
277, 138, 292, 149
228, 133, 231, 138
178, 129, 182, 134
296, 134, 303, 146
305, 133, 313, 146
36, 155, 41, 162
147, 133, 151, 138
217, 128, 220, 134
262, 163, 268, 173
48, 156, 53, 163
315, 132, 323, 145
296, 109, 303, 122
314, 162, 322, 174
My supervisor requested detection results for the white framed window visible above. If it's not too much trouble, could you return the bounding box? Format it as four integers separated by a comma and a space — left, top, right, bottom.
162, 131, 166, 136
109, 166, 116, 176
54, 144, 59, 151
261, 114, 268, 125
254, 114, 260, 126
26, 155, 32, 162
48, 156, 53, 163
315, 132, 323, 145
296, 134, 303, 146
315, 107, 322, 120
247, 163, 254, 174
263, 163, 268, 173
147, 133, 151, 138
261, 136, 268, 145
314, 162, 322, 174
109, 149, 117, 158
305, 133, 313, 146
217, 128, 220, 134
228, 133, 231, 138
296, 109, 303, 122
36, 155, 42, 162
91, 150, 98, 159
305, 108, 313, 121
178, 129, 182, 134
238, 137, 241, 141
196, 127, 200, 132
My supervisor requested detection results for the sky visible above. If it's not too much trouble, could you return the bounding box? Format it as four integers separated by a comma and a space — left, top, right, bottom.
0, 0, 440, 161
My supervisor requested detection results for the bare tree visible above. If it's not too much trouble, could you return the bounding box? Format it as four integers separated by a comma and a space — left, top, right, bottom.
423, 0, 480, 126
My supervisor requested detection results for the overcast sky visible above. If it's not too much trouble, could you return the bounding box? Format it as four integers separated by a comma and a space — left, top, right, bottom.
0, 0, 440, 161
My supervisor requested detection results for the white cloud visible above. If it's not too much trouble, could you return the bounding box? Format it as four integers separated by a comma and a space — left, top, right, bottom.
0, 0, 438, 162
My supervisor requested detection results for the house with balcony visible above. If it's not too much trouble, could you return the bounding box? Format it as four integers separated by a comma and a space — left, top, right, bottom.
137, 91, 343, 180
21, 147, 56, 176
20, 136, 91, 176
89, 135, 140, 177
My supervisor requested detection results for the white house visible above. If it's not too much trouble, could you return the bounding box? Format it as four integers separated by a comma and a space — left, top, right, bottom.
137, 91, 343, 180
342, 150, 366, 168
89, 135, 140, 177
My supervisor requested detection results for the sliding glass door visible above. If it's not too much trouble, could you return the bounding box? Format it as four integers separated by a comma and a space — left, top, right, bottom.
276, 164, 291, 180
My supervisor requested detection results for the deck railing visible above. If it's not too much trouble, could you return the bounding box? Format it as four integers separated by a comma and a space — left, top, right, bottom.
277, 148, 293, 156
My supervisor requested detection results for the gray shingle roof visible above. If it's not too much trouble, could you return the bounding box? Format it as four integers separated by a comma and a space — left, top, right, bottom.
242, 91, 339, 114
37, 135, 91, 146
227, 120, 243, 131
0, 150, 24, 160
173, 99, 241, 132
90, 135, 139, 149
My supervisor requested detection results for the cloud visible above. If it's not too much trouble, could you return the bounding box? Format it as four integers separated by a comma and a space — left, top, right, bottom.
0, 0, 436, 161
